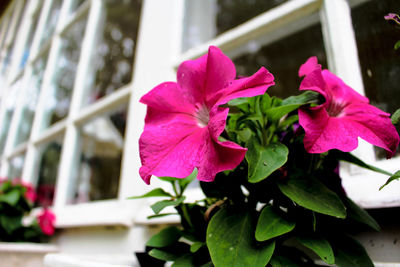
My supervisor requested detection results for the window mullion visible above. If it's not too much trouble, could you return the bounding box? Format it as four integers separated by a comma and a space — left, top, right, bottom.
22, 0, 75, 186
320, 0, 375, 164
53, 0, 104, 208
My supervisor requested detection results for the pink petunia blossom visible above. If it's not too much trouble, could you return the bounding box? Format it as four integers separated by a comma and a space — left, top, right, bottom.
139, 46, 275, 184
38, 209, 56, 236
298, 57, 399, 157
12, 178, 37, 203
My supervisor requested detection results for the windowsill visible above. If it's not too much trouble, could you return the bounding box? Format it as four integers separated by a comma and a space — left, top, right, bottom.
0, 242, 58, 253
53, 199, 136, 228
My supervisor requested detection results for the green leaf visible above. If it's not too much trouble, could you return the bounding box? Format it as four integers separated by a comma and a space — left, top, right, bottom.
149, 248, 180, 261
278, 176, 346, 218
190, 242, 204, 253
0, 214, 22, 235
147, 213, 177, 219
237, 128, 252, 142
178, 169, 197, 192
246, 140, 289, 183
333, 236, 374, 267
151, 196, 185, 214
172, 254, 196, 267
297, 235, 335, 264
344, 197, 380, 231
332, 150, 392, 176
394, 40, 400, 50
0, 189, 21, 206
380, 170, 400, 190
128, 188, 173, 199
281, 91, 320, 106
228, 97, 248, 106
270, 255, 300, 267
255, 206, 295, 241
266, 104, 301, 122
391, 108, 400, 124
207, 208, 275, 267
146, 226, 182, 248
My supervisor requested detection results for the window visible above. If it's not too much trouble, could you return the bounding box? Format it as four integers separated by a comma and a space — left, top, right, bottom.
0, 0, 142, 227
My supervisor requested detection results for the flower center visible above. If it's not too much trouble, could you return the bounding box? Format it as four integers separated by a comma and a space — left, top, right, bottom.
195, 104, 210, 127
326, 100, 346, 117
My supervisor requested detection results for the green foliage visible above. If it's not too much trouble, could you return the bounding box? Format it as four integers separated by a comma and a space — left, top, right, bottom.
207, 208, 275, 267
278, 175, 346, 218
296, 235, 335, 264
0, 179, 48, 243
246, 140, 288, 183
134, 91, 394, 266
380, 170, 400, 190
255, 206, 295, 241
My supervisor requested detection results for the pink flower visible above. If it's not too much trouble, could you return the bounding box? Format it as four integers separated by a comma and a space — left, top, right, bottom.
12, 178, 37, 203
139, 46, 274, 184
38, 209, 56, 235
298, 57, 399, 157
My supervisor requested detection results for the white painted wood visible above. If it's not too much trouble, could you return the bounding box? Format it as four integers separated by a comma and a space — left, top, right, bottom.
175, 0, 322, 66
320, 0, 375, 165
0, 242, 58, 253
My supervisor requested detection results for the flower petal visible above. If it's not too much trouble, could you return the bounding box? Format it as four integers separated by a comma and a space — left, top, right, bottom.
299, 107, 360, 153
140, 82, 197, 115
299, 56, 319, 77
139, 110, 203, 184
197, 135, 247, 182
344, 103, 400, 158
322, 70, 369, 104
208, 67, 275, 107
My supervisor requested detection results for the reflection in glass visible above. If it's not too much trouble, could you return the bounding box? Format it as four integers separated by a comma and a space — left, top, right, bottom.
0, 80, 22, 154
0, 0, 27, 76
35, 139, 62, 207
39, 0, 62, 48
19, 1, 43, 69
44, 15, 87, 127
85, 0, 142, 104
183, 0, 288, 51
70, 0, 86, 14
216, 0, 288, 34
8, 154, 25, 179
351, 0, 400, 158
70, 105, 128, 204
16, 51, 49, 145
233, 23, 326, 98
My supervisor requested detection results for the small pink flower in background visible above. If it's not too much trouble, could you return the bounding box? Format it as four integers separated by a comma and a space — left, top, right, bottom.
298, 57, 399, 157
38, 209, 56, 236
384, 13, 400, 26
139, 46, 275, 184
12, 178, 37, 203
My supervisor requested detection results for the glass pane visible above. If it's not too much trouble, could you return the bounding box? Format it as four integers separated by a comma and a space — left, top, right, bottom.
8, 154, 25, 179
351, 0, 400, 158
38, 0, 62, 48
216, 0, 289, 34
69, 105, 128, 204
233, 23, 326, 98
45, 15, 88, 127
183, 0, 289, 51
0, 79, 22, 154
16, 51, 49, 145
0, 1, 27, 77
85, 0, 142, 104
70, 0, 87, 14
19, 1, 43, 69
35, 137, 63, 207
